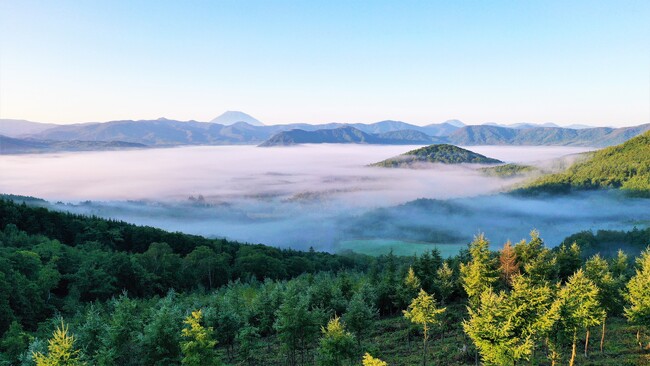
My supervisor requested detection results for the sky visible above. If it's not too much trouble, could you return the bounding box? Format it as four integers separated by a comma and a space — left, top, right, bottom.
0, 0, 648, 127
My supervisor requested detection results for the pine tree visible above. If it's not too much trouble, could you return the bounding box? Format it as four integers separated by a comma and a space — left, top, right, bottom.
624, 247, 650, 350
274, 289, 323, 366
317, 316, 356, 366
400, 267, 422, 308
343, 292, 378, 347
463, 276, 556, 365
33, 320, 84, 366
434, 262, 455, 305
180, 310, 221, 366
460, 233, 498, 309
362, 353, 388, 366
557, 270, 605, 366
236, 325, 260, 366
584, 254, 618, 353
403, 289, 446, 366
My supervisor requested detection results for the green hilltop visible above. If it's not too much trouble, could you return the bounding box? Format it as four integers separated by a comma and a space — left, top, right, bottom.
371, 144, 503, 168
521, 130, 650, 196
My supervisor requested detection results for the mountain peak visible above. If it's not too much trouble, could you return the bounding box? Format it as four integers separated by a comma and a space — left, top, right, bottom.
444, 119, 465, 127
210, 111, 264, 126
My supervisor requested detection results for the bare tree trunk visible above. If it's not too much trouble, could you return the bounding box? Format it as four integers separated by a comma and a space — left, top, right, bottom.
423, 335, 427, 366
584, 328, 590, 357
569, 330, 577, 366
638, 328, 642, 350
600, 319, 606, 353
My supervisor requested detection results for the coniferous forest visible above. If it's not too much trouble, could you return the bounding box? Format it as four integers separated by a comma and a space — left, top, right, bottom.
0, 197, 649, 365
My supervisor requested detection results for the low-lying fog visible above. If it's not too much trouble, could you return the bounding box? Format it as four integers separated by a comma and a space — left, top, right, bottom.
3, 144, 643, 254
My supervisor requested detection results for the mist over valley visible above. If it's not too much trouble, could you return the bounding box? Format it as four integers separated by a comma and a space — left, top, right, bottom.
4, 143, 641, 255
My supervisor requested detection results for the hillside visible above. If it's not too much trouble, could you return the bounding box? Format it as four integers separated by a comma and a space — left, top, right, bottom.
480, 163, 538, 178
259, 126, 441, 146
0, 135, 146, 154
371, 144, 503, 167
0, 119, 58, 137
520, 131, 650, 195
448, 124, 650, 147
1, 195, 648, 365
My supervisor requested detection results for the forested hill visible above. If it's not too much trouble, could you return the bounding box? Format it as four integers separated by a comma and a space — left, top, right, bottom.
0, 197, 369, 330
1, 195, 650, 365
519, 130, 650, 196
371, 144, 503, 168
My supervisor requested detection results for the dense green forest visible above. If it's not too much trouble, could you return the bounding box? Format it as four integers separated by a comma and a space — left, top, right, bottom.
0, 198, 649, 365
520, 131, 650, 196
371, 144, 502, 168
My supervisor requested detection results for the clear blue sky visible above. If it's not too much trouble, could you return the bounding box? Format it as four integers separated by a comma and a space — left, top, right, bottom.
1, 0, 648, 126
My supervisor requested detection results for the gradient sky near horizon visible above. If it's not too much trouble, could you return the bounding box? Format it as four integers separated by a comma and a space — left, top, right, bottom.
1, 1, 648, 127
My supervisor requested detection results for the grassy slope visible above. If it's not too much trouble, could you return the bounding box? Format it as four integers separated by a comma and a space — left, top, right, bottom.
521, 131, 650, 195
222, 310, 650, 365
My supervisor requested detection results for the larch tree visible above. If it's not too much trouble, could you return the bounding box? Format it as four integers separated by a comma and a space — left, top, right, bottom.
317, 316, 356, 366
584, 254, 618, 354
403, 289, 446, 366
624, 247, 650, 350
434, 261, 455, 305
362, 353, 388, 366
498, 241, 519, 287
180, 310, 222, 366
463, 275, 556, 365
33, 320, 84, 366
460, 233, 498, 309
557, 270, 605, 366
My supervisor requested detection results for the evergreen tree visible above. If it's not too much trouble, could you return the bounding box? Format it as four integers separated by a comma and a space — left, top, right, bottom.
180, 310, 221, 366
235, 325, 260, 366
434, 262, 455, 305
584, 254, 618, 353
460, 234, 498, 309
140, 294, 183, 365
33, 320, 84, 366
274, 289, 324, 366
464, 276, 557, 365
343, 292, 378, 347
96, 295, 142, 366
624, 247, 650, 350
556, 270, 605, 366
556, 242, 582, 281
399, 267, 421, 309
403, 289, 446, 366
317, 316, 356, 366
0, 321, 30, 365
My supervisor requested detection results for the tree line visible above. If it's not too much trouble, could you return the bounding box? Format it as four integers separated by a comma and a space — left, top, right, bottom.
0, 198, 649, 365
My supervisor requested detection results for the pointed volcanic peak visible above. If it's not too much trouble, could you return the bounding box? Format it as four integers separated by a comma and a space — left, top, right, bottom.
371, 144, 503, 168
210, 111, 264, 126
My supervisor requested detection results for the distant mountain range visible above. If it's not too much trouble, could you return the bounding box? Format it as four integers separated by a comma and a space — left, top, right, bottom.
0, 135, 146, 154
258, 126, 443, 146
1, 113, 648, 153
371, 144, 503, 168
